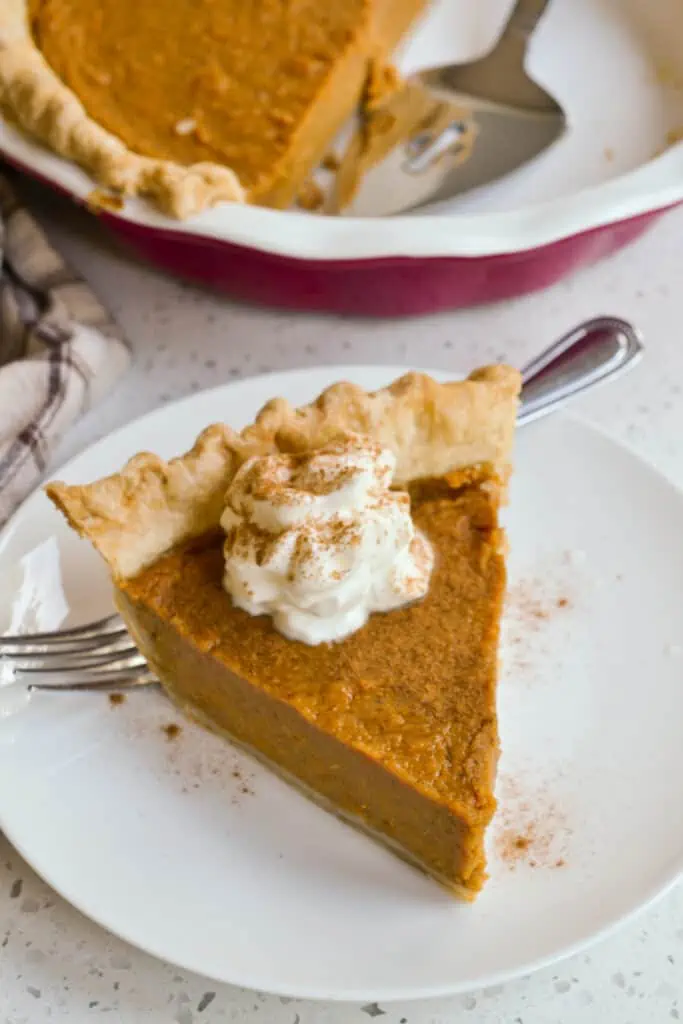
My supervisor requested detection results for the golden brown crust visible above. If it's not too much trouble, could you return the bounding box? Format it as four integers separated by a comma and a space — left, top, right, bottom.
46, 367, 521, 578
0, 0, 245, 217
48, 424, 243, 579
243, 366, 520, 482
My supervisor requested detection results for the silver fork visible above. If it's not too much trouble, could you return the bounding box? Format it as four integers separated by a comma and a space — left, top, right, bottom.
0, 316, 643, 693
0, 613, 156, 692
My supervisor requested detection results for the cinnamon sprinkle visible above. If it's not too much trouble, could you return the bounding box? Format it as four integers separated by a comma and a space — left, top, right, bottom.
230, 766, 255, 802
108, 692, 126, 707
494, 775, 571, 870
503, 570, 574, 683
505, 578, 572, 625
162, 722, 182, 741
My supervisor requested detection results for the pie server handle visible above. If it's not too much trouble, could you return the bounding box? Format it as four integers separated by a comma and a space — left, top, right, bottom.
517, 315, 643, 426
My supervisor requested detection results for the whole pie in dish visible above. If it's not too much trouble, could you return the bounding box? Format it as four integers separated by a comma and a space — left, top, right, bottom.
47, 367, 521, 899
0, 0, 427, 217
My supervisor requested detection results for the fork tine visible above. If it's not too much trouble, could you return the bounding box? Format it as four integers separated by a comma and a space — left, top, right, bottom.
0, 613, 122, 645
12, 646, 145, 674
30, 665, 156, 685
0, 611, 159, 693
29, 669, 158, 693
1, 629, 131, 659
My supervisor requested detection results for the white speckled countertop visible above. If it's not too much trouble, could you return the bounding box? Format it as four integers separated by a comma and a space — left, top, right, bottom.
2, 181, 683, 1023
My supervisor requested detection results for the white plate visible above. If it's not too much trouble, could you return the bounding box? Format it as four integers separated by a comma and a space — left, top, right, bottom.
1, 366, 683, 1002
3, 0, 683, 258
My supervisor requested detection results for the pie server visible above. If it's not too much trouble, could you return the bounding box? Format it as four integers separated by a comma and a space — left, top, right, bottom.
340, 0, 567, 217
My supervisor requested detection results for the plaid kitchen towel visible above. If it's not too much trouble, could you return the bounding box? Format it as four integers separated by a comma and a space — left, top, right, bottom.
0, 174, 129, 526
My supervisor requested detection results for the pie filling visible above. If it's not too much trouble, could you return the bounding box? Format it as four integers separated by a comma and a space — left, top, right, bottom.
116, 478, 505, 897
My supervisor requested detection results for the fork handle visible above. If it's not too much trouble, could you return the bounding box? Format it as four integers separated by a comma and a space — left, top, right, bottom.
502, 0, 552, 42
518, 316, 643, 425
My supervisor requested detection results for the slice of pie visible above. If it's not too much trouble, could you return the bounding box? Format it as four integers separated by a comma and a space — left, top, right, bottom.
1, 0, 427, 217
46, 367, 521, 899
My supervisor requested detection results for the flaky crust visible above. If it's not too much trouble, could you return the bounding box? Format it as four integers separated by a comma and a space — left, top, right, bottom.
47, 367, 521, 578
0, 0, 245, 217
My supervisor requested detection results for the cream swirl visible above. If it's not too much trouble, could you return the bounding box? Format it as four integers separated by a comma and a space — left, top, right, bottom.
220, 434, 433, 645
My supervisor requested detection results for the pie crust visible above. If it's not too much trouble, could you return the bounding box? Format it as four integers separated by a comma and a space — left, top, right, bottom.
47, 366, 520, 577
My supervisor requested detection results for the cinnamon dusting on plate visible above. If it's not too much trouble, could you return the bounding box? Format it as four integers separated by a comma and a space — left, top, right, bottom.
231, 766, 255, 801
494, 775, 571, 870
505, 578, 572, 627
108, 692, 126, 707
503, 560, 577, 683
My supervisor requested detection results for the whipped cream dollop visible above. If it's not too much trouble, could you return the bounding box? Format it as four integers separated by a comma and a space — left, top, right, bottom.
220, 435, 434, 645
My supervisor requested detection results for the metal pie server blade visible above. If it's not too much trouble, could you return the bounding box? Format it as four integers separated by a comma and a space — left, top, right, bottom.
338, 0, 567, 218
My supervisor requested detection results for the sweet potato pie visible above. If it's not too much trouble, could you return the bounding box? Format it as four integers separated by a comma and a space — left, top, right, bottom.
47, 367, 521, 899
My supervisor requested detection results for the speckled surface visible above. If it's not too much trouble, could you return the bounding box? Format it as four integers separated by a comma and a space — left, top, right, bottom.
2, 181, 683, 1022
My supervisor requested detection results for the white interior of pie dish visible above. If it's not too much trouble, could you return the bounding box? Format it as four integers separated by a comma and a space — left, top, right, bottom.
3, 0, 683, 259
